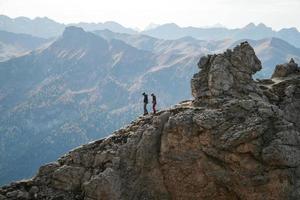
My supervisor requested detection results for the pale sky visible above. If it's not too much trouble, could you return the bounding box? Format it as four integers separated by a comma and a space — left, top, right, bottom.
0, 0, 300, 30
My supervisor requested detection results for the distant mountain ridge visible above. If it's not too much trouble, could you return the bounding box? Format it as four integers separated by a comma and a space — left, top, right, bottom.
0, 15, 137, 38
94, 29, 300, 78
1, 15, 300, 48
0, 15, 65, 38
142, 23, 300, 48
69, 21, 137, 35
0, 30, 50, 61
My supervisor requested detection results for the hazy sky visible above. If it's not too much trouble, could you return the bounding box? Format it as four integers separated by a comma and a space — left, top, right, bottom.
1, 0, 300, 30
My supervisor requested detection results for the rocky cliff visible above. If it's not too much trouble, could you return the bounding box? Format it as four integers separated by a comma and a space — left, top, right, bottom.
1, 42, 300, 200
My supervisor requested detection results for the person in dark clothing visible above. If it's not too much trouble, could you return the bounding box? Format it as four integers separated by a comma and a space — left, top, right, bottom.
151, 93, 157, 114
142, 92, 148, 115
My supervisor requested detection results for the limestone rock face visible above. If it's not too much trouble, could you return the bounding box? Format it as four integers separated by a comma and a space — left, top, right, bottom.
1, 42, 300, 200
191, 41, 262, 105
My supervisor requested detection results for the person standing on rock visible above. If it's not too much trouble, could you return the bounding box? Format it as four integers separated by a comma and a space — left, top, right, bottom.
142, 92, 149, 115
290, 58, 295, 63
151, 93, 157, 114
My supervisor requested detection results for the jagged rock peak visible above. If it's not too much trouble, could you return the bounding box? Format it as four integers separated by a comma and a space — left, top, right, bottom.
49, 26, 108, 56
62, 26, 86, 38
272, 58, 300, 78
59, 25, 107, 45
191, 41, 262, 105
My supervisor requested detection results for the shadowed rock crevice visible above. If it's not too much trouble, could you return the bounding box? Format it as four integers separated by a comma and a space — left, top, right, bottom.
1, 42, 300, 200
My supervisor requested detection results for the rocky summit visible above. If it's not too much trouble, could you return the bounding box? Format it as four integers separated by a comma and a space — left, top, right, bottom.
1, 41, 300, 200
272, 58, 300, 78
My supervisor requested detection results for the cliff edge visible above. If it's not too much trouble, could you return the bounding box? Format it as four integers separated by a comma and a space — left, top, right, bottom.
1, 42, 300, 200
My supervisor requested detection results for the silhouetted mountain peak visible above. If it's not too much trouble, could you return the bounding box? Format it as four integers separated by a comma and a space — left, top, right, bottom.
34, 16, 58, 24
144, 23, 160, 31
48, 26, 109, 60
60, 26, 107, 46
62, 26, 86, 38
161, 23, 180, 29
103, 21, 122, 26
279, 27, 299, 33
244, 23, 256, 29
257, 23, 268, 28
243, 23, 271, 31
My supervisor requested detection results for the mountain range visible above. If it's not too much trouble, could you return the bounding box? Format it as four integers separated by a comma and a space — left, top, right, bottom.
0, 30, 50, 61
1, 18, 300, 185
142, 23, 300, 48
1, 15, 300, 48
93, 29, 300, 78
0, 15, 137, 38
0, 26, 198, 185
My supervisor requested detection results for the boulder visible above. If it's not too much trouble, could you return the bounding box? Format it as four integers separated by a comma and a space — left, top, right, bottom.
51, 165, 85, 191
272, 58, 299, 78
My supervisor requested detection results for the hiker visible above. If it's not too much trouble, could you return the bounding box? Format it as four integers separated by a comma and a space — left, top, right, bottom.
142, 92, 148, 115
290, 58, 295, 63
151, 93, 157, 114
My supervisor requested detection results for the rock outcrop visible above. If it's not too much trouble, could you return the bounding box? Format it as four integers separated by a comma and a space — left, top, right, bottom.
272, 58, 300, 78
1, 42, 300, 200
191, 41, 262, 105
